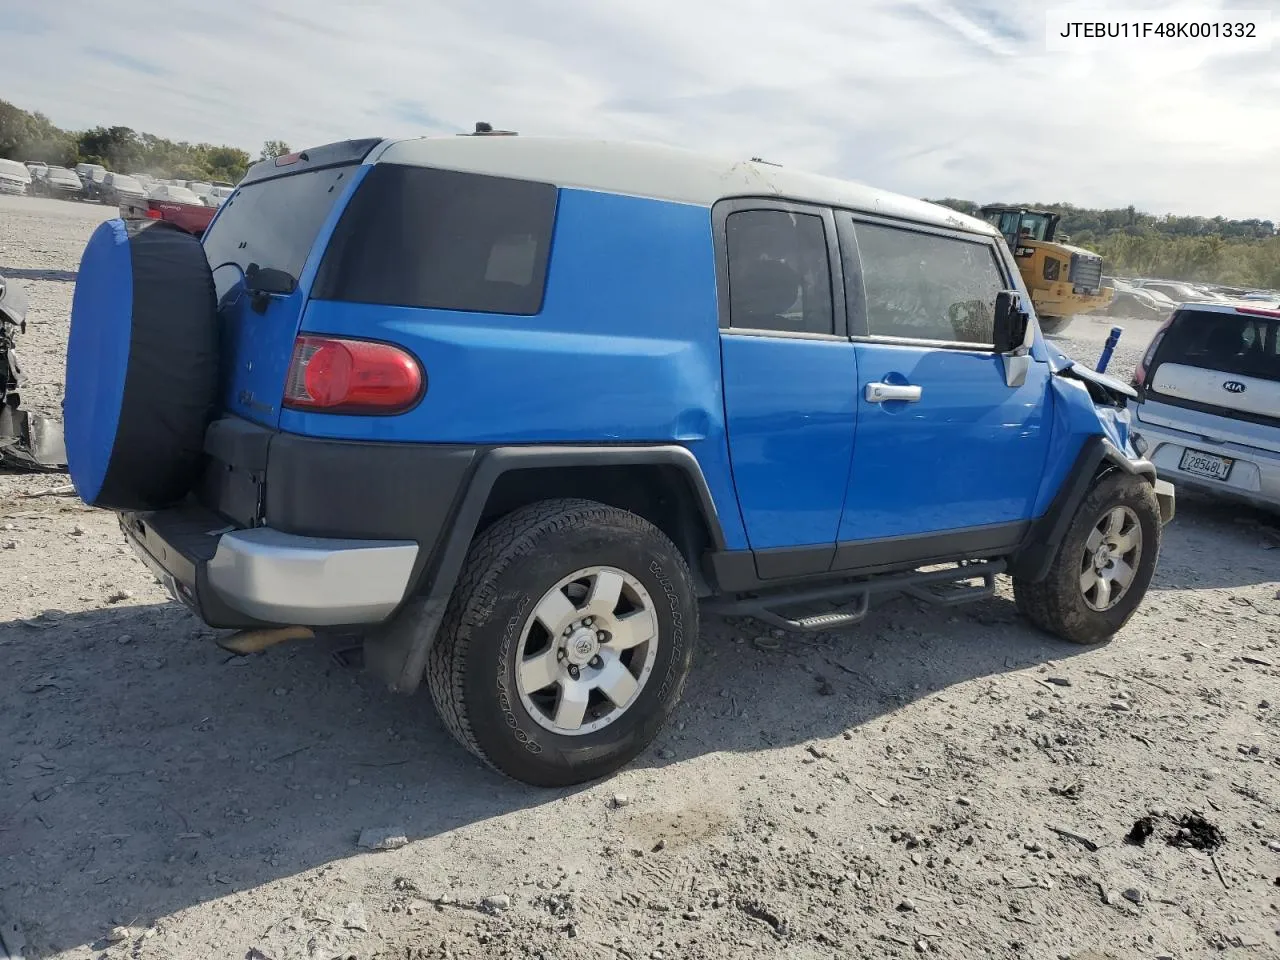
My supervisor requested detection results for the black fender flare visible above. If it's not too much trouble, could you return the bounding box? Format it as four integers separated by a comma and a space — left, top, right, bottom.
364, 445, 726, 693
1009, 435, 1157, 583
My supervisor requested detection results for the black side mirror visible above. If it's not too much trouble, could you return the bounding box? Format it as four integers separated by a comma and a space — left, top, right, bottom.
993, 290, 1029, 353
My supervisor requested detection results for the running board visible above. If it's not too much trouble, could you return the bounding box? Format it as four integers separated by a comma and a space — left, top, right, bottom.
703, 561, 1004, 633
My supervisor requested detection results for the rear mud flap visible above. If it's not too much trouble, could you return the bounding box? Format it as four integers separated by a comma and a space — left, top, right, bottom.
1153, 478, 1175, 525
0, 404, 67, 471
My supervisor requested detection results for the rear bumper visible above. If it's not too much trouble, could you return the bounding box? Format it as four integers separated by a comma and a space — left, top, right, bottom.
1135, 418, 1280, 510
121, 509, 419, 627
118, 417, 480, 628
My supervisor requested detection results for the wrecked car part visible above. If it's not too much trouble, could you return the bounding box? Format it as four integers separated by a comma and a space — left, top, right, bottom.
0, 274, 67, 471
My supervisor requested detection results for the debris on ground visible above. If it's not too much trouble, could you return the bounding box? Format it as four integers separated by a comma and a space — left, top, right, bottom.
357, 827, 409, 852
1125, 816, 1155, 846
1165, 814, 1225, 853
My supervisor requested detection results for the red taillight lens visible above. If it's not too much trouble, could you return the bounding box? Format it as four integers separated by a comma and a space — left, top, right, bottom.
145, 207, 162, 219
283, 336, 424, 414
1237, 306, 1280, 318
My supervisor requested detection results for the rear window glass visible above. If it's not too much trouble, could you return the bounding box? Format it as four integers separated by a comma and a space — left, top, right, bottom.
313, 164, 557, 316
1155, 309, 1280, 382
202, 165, 356, 300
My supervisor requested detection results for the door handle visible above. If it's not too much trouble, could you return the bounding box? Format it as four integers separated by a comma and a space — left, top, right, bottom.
865, 382, 922, 403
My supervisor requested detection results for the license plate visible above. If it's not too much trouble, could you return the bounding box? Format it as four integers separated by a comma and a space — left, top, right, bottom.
1179, 448, 1233, 481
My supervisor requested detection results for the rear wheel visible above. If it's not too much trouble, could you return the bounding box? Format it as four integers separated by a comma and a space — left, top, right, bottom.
427, 498, 698, 786
1038, 315, 1072, 336
1014, 471, 1161, 645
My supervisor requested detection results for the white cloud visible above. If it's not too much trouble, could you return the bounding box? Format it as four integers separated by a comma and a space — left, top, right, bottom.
2, 0, 1276, 219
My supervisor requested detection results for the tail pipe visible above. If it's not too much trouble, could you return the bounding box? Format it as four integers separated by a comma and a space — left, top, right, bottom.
1096, 326, 1123, 374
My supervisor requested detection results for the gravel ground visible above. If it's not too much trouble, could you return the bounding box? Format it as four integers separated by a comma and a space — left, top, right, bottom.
2, 194, 1278, 960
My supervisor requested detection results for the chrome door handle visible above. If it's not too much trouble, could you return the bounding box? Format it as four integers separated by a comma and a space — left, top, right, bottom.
865, 382, 922, 403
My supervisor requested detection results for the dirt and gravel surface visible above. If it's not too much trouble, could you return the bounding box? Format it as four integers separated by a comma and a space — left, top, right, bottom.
2, 193, 1278, 960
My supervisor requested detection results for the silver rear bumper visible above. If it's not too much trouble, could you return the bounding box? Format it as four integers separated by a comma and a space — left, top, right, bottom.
123, 516, 418, 626
1136, 419, 1280, 511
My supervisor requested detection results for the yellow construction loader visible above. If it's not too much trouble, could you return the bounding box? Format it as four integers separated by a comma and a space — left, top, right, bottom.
980, 206, 1115, 335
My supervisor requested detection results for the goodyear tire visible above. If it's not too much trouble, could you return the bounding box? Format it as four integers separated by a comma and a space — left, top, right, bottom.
427, 498, 698, 786
64, 218, 217, 510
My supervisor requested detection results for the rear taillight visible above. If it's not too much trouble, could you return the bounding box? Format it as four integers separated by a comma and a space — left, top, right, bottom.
1133, 315, 1175, 389
1237, 306, 1280, 318
283, 335, 424, 414
145, 207, 162, 219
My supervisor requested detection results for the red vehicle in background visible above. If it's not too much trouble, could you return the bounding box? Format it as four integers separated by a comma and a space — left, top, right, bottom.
120, 184, 218, 237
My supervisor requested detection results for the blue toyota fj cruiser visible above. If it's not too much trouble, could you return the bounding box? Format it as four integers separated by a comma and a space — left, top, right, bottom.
64, 135, 1174, 786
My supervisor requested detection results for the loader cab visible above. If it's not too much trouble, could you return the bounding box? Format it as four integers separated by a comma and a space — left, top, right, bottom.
982, 206, 1060, 251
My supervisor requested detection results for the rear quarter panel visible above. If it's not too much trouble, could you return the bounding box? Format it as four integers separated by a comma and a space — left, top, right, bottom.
286, 186, 748, 549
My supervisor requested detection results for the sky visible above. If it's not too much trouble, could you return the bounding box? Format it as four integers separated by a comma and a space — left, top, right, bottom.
2, 0, 1277, 220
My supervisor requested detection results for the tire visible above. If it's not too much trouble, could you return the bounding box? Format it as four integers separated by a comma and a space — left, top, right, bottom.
1038, 315, 1072, 336
64, 218, 217, 510
1014, 471, 1161, 645
427, 498, 698, 786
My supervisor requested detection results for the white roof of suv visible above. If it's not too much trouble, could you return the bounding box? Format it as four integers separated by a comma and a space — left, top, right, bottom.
372, 136, 998, 237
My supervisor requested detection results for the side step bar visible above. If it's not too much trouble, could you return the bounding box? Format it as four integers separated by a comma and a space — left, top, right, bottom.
702, 560, 1004, 633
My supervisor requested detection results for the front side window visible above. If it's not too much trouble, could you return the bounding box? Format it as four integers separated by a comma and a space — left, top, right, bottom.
314, 164, 557, 316
725, 209, 833, 335
854, 222, 1005, 344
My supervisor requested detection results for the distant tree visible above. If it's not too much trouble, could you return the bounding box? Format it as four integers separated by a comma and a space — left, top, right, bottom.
259, 139, 291, 161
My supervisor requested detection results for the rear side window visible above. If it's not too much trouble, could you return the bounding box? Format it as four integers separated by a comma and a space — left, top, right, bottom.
314, 164, 557, 316
853, 222, 1004, 344
203, 165, 356, 300
1155, 309, 1280, 382
725, 209, 833, 335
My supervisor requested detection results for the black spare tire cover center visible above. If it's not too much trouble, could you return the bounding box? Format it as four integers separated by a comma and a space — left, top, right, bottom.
64, 218, 218, 510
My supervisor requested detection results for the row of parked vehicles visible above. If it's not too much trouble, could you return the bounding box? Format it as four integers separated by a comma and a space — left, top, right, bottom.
1102, 275, 1278, 323
3, 159, 234, 212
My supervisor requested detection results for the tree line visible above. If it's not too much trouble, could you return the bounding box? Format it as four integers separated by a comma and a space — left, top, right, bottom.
0, 99, 290, 184
934, 198, 1279, 289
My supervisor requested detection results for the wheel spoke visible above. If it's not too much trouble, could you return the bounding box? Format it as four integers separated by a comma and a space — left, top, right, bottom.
519, 647, 561, 694
607, 608, 658, 651
1110, 559, 1136, 589
1104, 507, 1125, 536
553, 681, 590, 731
1112, 526, 1140, 555
584, 569, 624, 619
1079, 568, 1100, 596
1094, 576, 1112, 608
596, 657, 639, 708
534, 586, 578, 635
1085, 527, 1105, 553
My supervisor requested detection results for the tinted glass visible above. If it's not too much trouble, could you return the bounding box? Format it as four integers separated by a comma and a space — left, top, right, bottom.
202, 165, 355, 299
314, 164, 557, 316
855, 223, 1003, 343
1155, 309, 1279, 381
725, 209, 833, 335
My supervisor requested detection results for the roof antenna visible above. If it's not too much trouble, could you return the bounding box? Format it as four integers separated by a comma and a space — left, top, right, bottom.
462, 121, 518, 137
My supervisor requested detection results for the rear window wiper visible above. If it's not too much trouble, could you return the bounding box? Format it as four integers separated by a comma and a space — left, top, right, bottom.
244, 263, 297, 313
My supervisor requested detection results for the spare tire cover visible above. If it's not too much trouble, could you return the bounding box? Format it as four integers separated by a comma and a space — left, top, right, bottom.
65, 218, 218, 510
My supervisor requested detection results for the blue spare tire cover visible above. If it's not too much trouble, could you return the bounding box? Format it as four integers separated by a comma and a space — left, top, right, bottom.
64, 218, 217, 510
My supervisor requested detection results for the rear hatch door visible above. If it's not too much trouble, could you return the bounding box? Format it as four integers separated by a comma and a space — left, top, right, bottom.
201, 139, 381, 427
1138, 307, 1280, 453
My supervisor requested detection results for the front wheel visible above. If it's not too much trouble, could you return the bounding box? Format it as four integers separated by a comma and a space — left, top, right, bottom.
1014, 471, 1161, 645
427, 499, 698, 786
1038, 315, 1072, 336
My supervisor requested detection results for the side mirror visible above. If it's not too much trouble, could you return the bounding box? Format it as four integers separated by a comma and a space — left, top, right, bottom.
993, 290, 1029, 353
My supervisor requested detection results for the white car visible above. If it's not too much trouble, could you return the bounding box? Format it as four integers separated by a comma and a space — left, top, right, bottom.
1133, 301, 1280, 511
206, 184, 235, 206
0, 158, 33, 196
